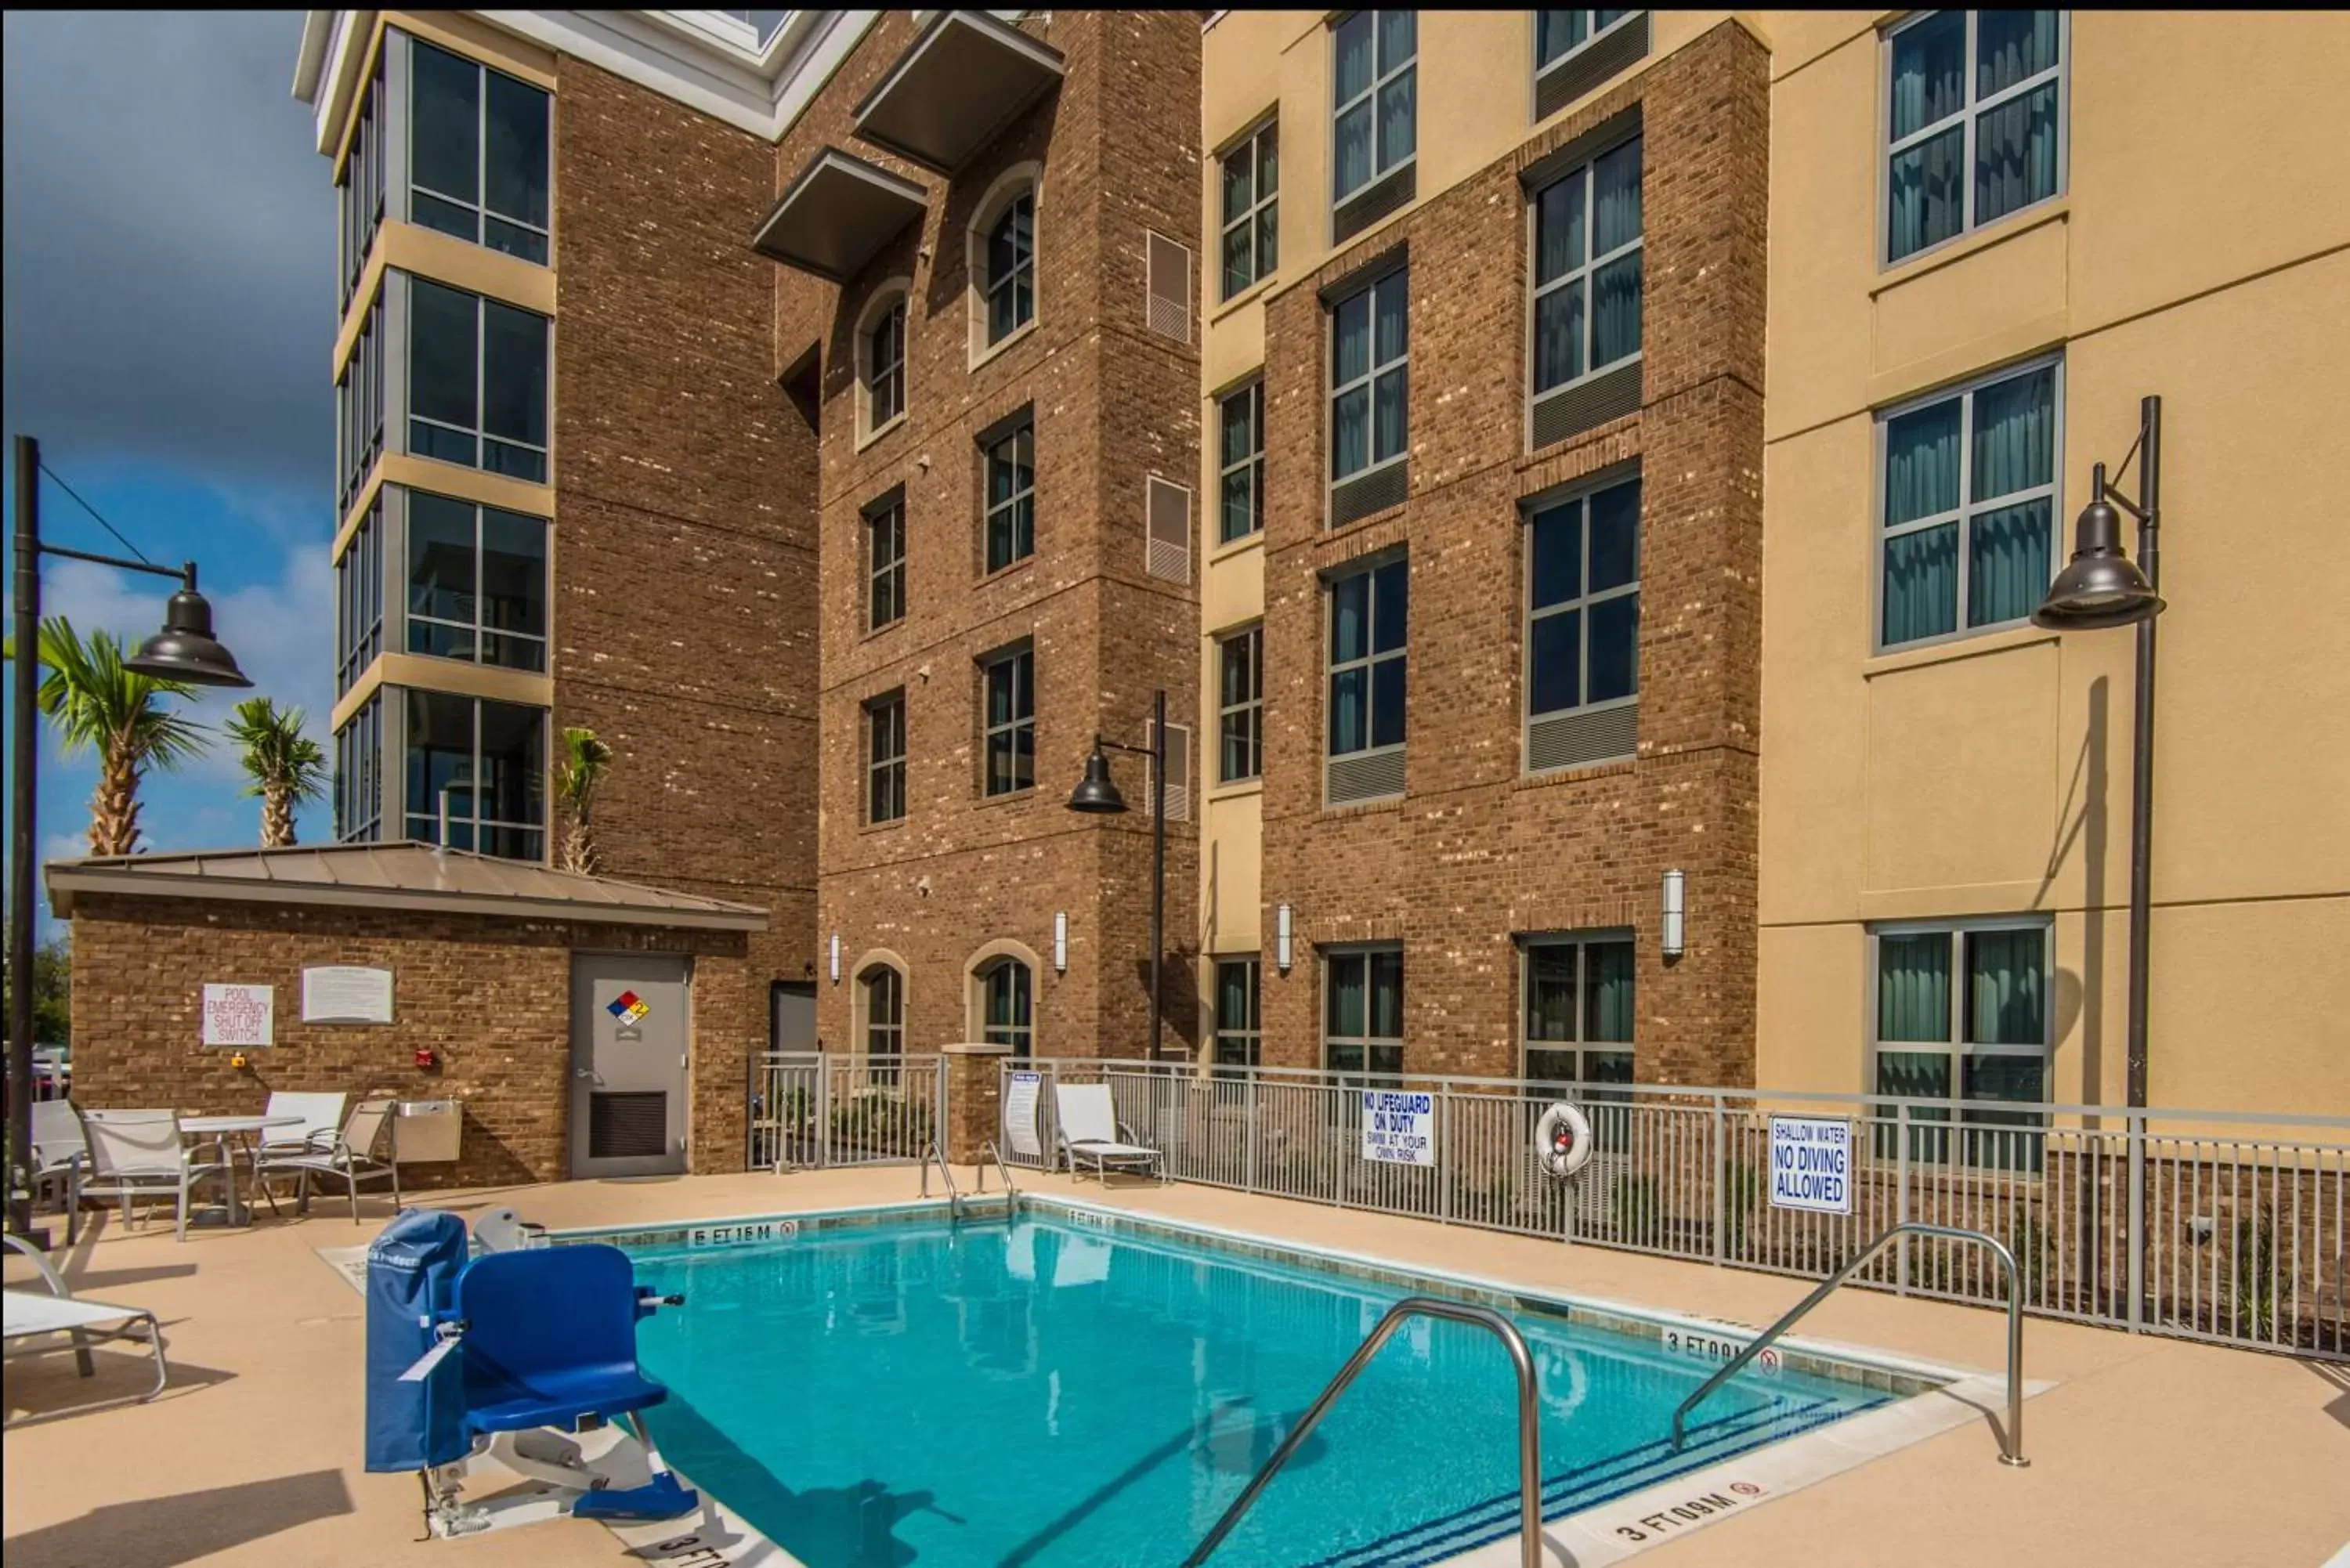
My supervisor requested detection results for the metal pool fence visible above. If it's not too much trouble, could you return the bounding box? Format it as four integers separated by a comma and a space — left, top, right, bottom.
747, 1052, 944, 1170
996, 1057, 2349, 1360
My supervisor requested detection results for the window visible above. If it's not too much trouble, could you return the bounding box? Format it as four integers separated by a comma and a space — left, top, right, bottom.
1873, 919, 2049, 1166
862, 293, 906, 435
983, 188, 1036, 345
980, 957, 1033, 1058
1332, 11, 1415, 204
1538, 10, 1636, 71
1218, 625, 1264, 784
861, 964, 904, 1084
1533, 135, 1642, 396
1218, 380, 1265, 544
1220, 119, 1279, 298
982, 648, 1034, 797
406, 491, 548, 672
338, 51, 385, 305
403, 690, 545, 861
1214, 958, 1262, 1069
1522, 935, 1635, 1087
334, 692, 384, 843
867, 496, 906, 630
1878, 358, 2058, 649
336, 497, 384, 695
866, 693, 906, 826
1326, 556, 1407, 788
408, 37, 551, 265
1325, 947, 1402, 1081
408, 276, 549, 482
1331, 269, 1408, 486
1885, 10, 2065, 265
1525, 474, 1639, 769
983, 421, 1036, 573
337, 290, 385, 516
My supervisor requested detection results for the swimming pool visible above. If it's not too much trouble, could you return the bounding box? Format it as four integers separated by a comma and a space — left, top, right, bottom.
624, 1205, 1911, 1567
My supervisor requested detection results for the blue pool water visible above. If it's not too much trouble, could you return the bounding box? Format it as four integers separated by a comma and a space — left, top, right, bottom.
627, 1213, 1891, 1567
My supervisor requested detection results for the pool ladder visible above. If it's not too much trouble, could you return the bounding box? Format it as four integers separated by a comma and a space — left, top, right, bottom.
918, 1140, 967, 1219
1180, 1298, 1546, 1568
1669, 1220, 2029, 1468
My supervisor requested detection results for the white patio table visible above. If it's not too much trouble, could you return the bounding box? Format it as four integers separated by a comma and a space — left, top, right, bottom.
180, 1115, 304, 1227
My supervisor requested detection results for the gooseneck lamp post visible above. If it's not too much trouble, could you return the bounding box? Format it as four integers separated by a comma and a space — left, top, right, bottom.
1065, 689, 1167, 1063
2032, 396, 2164, 1107
9, 433, 251, 1241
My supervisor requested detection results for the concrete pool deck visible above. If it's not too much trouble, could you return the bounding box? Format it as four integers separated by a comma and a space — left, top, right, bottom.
5, 1167, 2346, 1567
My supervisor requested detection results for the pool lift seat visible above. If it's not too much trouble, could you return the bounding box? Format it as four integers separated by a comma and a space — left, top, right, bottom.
367, 1210, 697, 1539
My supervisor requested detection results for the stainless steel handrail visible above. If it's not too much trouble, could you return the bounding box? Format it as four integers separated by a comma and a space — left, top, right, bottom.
1181, 1297, 1546, 1568
975, 1139, 1018, 1198
918, 1140, 965, 1219
1668, 1220, 2029, 1467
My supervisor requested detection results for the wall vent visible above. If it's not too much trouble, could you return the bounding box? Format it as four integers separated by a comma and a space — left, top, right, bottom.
1528, 701, 1638, 773
1146, 230, 1192, 342
1146, 475, 1192, 583
1531, 360, 1641, 450
1325, 747, 1405, 806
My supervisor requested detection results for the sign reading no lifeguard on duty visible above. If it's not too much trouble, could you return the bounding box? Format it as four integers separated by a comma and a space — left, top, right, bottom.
1360, 1089, 1437, 1167
1767, 1115, 1853, 1215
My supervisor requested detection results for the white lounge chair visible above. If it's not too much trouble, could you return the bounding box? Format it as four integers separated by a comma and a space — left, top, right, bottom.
29, 1099, 89, 1221
1053, 1082, 1165, 1183
78, 1111, 228, 1245
244, 1091, 348, 1216
2, 1231, 170, 1412
258, 1098, 402, 1223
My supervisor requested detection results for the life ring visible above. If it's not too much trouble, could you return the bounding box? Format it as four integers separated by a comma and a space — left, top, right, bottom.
1536, 1102, 1594, 1180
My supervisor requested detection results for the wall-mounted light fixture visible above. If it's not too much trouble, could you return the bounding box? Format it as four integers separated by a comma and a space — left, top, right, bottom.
828, 932, 841, 984
1275, 903, 1294, 974
1661, 869, 1686, 959
1054, 911, 1068, 974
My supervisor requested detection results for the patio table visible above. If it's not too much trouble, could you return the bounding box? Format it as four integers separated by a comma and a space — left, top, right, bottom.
180, 1115, 303, 1227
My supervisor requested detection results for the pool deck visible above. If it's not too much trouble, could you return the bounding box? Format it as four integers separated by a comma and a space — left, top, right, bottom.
5, 1166, 2346, 1567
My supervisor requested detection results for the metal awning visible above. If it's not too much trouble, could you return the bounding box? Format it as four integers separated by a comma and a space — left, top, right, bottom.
45, 840, 769, 931
852, 11, 1066, 174
751, 146, 929, 281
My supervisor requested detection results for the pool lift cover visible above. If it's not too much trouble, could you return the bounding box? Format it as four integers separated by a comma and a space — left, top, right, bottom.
365, 1208, 469, 1472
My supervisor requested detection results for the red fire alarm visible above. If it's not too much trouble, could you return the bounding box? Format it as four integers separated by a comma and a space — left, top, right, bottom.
414, 1046, 440, 1071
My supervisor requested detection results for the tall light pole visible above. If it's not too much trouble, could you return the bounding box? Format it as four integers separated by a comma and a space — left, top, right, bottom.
1065, 689, 1168, 1062
2032, 396, 2164, 1107
9, 433, 251, 1241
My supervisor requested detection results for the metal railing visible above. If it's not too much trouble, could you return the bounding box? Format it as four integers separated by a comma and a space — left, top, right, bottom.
976, 1139, 1018, 1198
1670, 1221, 2029, 1467
996, 1057, 2349, 1359
919, 1140, 966, 1219
747, 1052, 944, 1171
1180, 1297, 1544, 1568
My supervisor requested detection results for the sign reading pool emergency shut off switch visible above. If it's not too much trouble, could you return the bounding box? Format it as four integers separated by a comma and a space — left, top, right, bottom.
1768, 1115, 1853, 1215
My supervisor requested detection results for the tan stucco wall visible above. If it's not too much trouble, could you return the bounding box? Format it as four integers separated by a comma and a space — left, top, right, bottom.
1758, 9, 2350, 1111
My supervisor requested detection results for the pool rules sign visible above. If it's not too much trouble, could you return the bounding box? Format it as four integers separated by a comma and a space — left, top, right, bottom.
1768, 1115, 1853, 1214
1360, 1089, 1437, 1166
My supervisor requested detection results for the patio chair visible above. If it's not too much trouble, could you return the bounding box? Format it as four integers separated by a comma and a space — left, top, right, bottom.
260, 1097, 401, 1223
78, 1110, 229, 1245
28, 1099, 89, 1220
244, 1091, 349, 1214
1052, 1082, 1165, 1183
2, 1231, 170, 1414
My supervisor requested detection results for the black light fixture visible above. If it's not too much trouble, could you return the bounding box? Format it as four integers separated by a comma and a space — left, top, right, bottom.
2031, 396, 2165, 1109
1065, 694, 1169, 1061
124, 575, 254, 688
1065, 743, 1127, 815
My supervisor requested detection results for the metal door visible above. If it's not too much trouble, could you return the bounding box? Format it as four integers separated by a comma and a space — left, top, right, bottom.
569, 954, 690, 1178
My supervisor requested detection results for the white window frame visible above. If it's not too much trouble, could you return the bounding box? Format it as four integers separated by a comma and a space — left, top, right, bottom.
1217, 623, 1264, 785
1213, 956, 1262, 1068
967, 164, 1042, 367
1217, 378, 1265, 544
980, 646, 1035, 798
1866, 915, 2054, 1164
855, 280, 910, 446
1518, 931, 1636, 1086
1219, 115, 1280, 301
1328, 267, 1408, 490
1528, 134, 1643, 399
1871, 352, 2063, 655
1325, 554, 1406, 767
1878, 9, 2070, 270
859, 963, 905, 1083
1535, 9, 1640, 78
1330, 10, 1417, 207
977, 955, 1034, 1058
1321, 944, 1404, 1082
982, 420, 1036, 575
1523, 471, 1640, 736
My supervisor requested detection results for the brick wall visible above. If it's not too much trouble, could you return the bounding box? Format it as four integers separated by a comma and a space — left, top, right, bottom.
67, 894, 759, 1187
775, 13, 1206, 1060
1256, 23, 1770, 1085
551, 59, 821, 1039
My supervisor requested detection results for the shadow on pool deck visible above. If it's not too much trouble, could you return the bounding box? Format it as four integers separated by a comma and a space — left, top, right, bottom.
2, 1469, 352, 1568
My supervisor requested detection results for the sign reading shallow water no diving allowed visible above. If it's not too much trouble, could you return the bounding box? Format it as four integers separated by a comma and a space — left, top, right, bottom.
1768, 1115, 1853, 1215
1361, 1089, 1436, 1167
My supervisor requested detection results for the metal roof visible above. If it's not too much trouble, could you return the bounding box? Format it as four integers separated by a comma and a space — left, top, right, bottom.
44, 841, 769, 932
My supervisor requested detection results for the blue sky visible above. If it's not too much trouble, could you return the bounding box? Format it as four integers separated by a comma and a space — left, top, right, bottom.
3, 13, 333, 934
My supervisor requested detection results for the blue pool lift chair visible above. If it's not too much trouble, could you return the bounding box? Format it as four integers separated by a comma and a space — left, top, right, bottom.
367, 1211, 697, 1538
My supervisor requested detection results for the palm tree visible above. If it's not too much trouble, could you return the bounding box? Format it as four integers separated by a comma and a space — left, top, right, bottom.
225, 697, 328, 848
553, 725, 616, 874
4, 617, 208, 856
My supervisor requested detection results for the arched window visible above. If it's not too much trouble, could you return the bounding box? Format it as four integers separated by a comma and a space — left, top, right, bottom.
968, 167, 1040, 362
978, 956, 1032, 1059
853, 958, 907, 1089
855, 281, 909, 442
